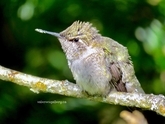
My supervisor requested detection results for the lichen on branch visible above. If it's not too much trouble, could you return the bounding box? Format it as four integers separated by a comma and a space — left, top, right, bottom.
0, 65, 165, 116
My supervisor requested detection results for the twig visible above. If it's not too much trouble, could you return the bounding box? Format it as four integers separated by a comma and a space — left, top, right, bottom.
0, 65, 165, 116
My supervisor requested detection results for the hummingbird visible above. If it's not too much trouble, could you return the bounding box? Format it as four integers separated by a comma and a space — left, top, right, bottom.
35, 21, 144, 96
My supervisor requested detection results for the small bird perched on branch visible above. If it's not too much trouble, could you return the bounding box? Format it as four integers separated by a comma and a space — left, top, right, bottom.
35, 21, 144, 96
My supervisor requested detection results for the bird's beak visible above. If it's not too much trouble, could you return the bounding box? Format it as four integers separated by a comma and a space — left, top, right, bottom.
35, 29, 62, 38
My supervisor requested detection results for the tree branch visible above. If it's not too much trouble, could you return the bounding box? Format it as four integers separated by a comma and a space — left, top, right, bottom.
0, 65, 165, 116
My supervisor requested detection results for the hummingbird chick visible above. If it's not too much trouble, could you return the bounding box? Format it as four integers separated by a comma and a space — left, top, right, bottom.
35, 21, 144, 96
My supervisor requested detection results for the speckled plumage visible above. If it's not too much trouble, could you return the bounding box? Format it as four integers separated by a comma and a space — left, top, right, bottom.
36, 21, 144, 96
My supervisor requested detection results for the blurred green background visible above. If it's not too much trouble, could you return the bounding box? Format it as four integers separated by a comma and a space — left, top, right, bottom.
0, 0, 165, 123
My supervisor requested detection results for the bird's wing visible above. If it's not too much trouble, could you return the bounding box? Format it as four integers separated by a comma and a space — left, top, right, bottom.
103, 37, 144, 93
109, 62, 127, 92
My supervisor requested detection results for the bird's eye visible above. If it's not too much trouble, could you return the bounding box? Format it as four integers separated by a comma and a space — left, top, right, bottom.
69, 38, 79, 42
73, 38, 79, 42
